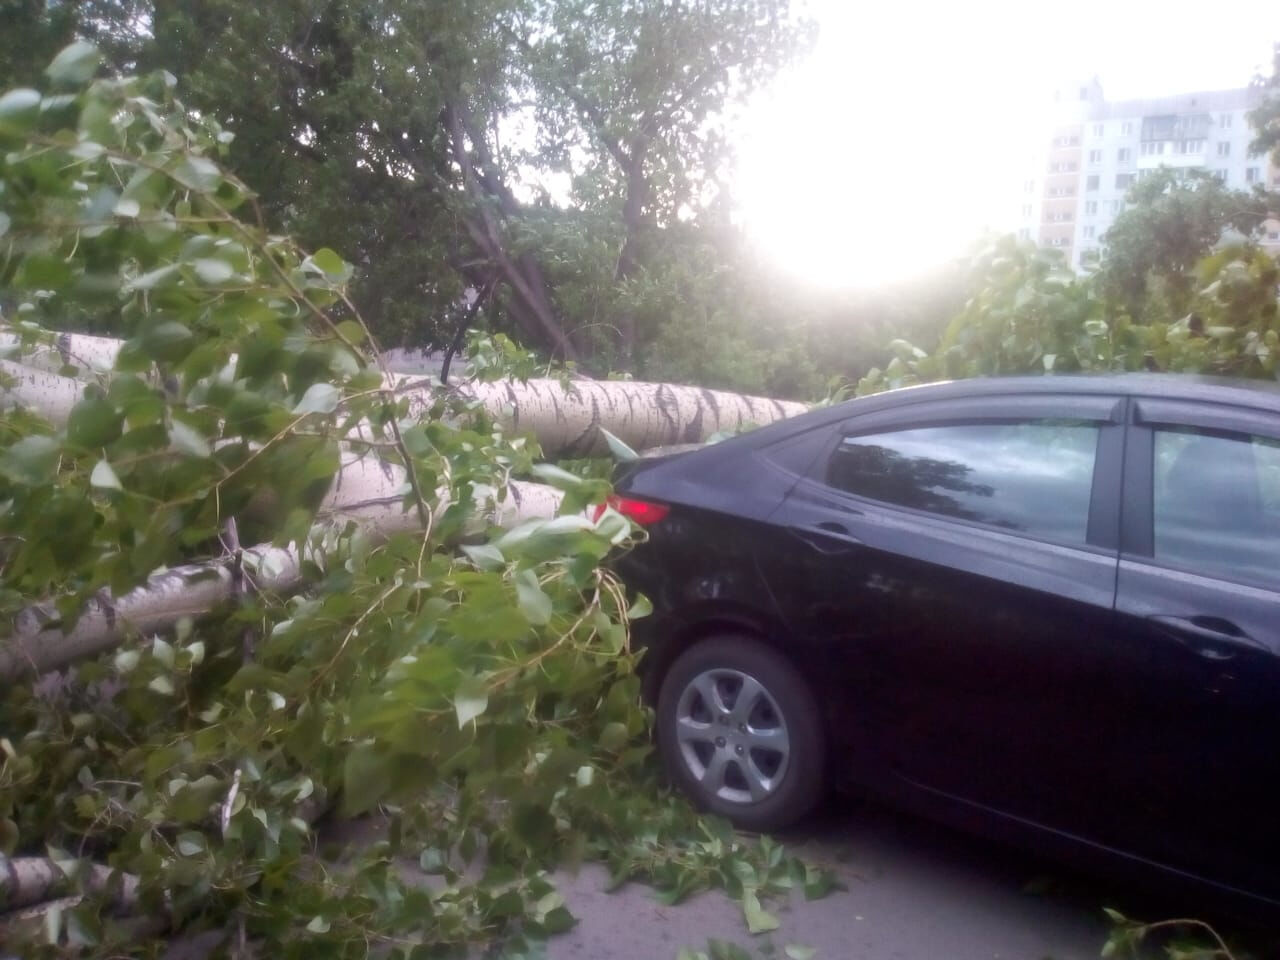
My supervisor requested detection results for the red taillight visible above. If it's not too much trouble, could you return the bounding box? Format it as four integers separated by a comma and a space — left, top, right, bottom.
592, 494, 670, 526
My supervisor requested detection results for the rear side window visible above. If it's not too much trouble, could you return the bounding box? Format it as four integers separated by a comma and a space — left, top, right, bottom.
1153, 429, 1280, 585
826, 421, 1099, 543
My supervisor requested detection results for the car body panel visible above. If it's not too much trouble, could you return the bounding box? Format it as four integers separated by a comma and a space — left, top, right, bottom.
613, 374, 1280, 913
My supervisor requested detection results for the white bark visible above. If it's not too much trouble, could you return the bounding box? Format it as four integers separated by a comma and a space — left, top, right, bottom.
0, 334, 803, 678
440, 378, 806, 456
0, 857, 140, 912
1, 329, 808, 454
0, 329, 120, 377
0, 360, 86, 424
0, 476, 561, 681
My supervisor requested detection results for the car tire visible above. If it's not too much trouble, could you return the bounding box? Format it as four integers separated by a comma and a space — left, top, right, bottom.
656, 634, 826, 832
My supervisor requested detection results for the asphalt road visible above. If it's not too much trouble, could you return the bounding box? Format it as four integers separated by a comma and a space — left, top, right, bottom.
165, 797, 1273, 960
545, 796, 1253, 960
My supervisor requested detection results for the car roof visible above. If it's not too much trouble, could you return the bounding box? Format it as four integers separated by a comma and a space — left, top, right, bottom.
725, 372, 1280, 452
830, 373, 1280, 416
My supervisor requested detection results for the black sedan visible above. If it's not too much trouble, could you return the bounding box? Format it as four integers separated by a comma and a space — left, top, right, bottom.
608, 374, 1280, 913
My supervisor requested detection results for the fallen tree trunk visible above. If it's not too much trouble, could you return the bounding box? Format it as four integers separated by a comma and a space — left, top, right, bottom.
0, 474, 562, 682
2, 330, 808, 455
0, 857, 140, 914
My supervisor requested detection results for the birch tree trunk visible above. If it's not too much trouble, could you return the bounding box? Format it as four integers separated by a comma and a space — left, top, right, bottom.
2, 329, 809, 455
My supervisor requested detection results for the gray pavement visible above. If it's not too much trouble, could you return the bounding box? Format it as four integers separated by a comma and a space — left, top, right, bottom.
548, 798, 1113, 960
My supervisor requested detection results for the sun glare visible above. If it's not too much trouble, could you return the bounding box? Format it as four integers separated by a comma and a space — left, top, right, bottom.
732, 0, 1277, 290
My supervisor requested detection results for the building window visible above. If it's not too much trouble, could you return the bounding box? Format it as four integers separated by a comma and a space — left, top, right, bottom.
1219, 113, 1232, 129
1022, 204, 1032, 217
1086, 174, 1100, 191
1111, 199, 1123, 214
1177, 139, 1204, 154
1117, 147, 1131, 162
1141, 141, 1167, 156
1121, 121, 1133, 136
1214, 169, 1227, 183
1018, 227, 1031, 240
1246, 167, 1260, 183
1088, 149, 1102, 163
1093, 123, 1104, 137
1024, 179, 1035, 193
1051, 237, 1065, 247
1268, 230, 1280, 241
1083, 225, 1096, 239
1217, 142, 1230, 157
1116, 173, 1133, 189
1085, 200, 1098, 215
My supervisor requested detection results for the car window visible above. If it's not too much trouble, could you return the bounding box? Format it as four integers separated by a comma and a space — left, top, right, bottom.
1153, 428, 1280, 586
826, 421, 1099, 543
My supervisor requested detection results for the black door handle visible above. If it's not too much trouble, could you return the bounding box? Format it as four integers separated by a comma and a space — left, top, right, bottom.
1148, 615, 1263, 661
789, 522, 862, 556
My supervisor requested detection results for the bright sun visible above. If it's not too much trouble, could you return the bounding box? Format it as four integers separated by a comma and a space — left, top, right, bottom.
730, 0, 1276, 290
732, 2, 1045, 289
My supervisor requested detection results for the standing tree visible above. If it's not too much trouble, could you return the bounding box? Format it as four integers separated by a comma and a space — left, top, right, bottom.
2, 0, 813, 373
1095, 168, 1269, 323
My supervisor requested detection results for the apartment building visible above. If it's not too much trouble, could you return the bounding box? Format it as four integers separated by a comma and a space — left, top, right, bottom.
1019, 82, 1280, 268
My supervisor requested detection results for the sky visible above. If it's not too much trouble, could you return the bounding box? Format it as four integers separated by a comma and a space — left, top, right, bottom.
733, 0, 1278, 288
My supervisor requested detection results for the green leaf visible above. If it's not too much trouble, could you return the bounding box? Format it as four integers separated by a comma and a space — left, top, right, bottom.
176, 832, 205, 856
626, 594, 653, 620
141, 321, 194, 361
169, 420, 211, 458
310, 248, 347, 278
0, 435, 60, 485
529, 463, 587, 490
514, 569, 553, 625
708, 941, 751, 960
599, 721, 628, 752
147, 675, 174, 696
785, 947, 817, 960
0, 212, 9, 239
171, 155, 222, 192
113, 197, 140, 218
90, 459, 122, 491
305, 916, 330, 934
293, 382, 341, 415
125, 264, 180, 293
46, 42, 102, 86
334, 320, 365, 345
68, 397, 122, 448
742, 889, 779, 934
600, 428, 638, 462
192, 258, 234, 283
0, 89, 41, 132
460, 543, 505, 570
341, 742, 393, 815
453, 675, 489, 728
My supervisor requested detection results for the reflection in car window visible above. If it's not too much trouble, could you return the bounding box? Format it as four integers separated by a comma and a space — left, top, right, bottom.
1153, 429, 1280, 586
826, 421, 1099, 542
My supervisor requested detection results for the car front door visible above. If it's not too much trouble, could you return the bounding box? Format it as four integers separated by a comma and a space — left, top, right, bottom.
1109, 398, 1280, 903
758, 392, 1129, 840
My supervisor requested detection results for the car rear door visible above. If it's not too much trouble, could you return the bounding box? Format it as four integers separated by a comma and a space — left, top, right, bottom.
1109, 397, 1280, 902
758, 391, 1129, 840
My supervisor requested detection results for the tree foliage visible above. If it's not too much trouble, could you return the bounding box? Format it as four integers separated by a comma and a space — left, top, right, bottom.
1095, 168, 1270, 321
1248, 41, 1280, 166
858, 171, 1280, 396
0, 51, 834, 956
0, 0, 815, 377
